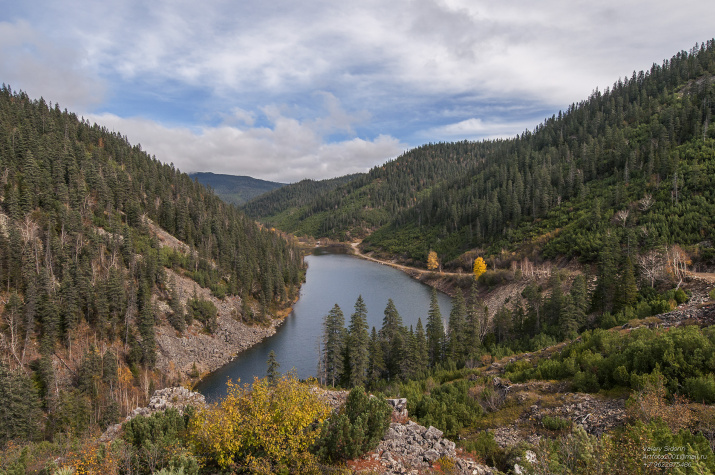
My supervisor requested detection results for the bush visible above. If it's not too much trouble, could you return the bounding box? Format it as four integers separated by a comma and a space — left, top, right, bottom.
572, 371, 600, 393
187, 297, 218, 333
463, 431, 505, 468
709, 288, 715, 301
122, 408, 198, 475
313, 387, 392, 463
188, 374, 331, 472
685, 374, 715, 403
542, 415, 571, 431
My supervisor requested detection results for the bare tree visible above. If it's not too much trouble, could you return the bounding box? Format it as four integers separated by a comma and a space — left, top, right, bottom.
637, 250, 666, 287
638, 193, 654, 212
614, 209, 630, 227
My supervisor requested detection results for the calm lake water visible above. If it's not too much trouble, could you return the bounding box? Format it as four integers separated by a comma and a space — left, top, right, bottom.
195, 249, 452, 401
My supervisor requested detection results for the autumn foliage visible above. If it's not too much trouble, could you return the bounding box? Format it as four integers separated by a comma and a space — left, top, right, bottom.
188, 373, 331, 473
427, 251, 439, 270
473, 257, 486, 279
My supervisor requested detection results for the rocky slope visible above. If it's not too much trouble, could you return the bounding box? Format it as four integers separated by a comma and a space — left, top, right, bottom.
146, 219, 291, 382
153, 268, 284, 381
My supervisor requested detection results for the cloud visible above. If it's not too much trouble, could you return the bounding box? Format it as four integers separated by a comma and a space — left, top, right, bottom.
87, 107, 405, 183
6, 1, 715, 182
427, 117, 539, 140
0, 20, 106, 111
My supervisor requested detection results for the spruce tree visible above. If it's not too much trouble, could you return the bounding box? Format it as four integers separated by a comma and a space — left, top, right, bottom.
347, 295, 369, 388
447, 290, 466, 361
414, 318, 429, 371
367, 327, 385, 384
380, 299, 405, 381
266, 350, 280, 384
426, 288, 445, 367
322, 304, 346, 386
615, 257, 638, 312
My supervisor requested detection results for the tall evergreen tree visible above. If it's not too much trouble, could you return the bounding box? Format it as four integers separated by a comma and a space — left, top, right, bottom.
447, 290, 466, 361
414, 318, 429, 371
379, 299, 405, 381
266, 350, 280, 384
425, 288, 445, 366
322, 304, 346, 386
347, 295, 369, 388
367, 326, 385, 385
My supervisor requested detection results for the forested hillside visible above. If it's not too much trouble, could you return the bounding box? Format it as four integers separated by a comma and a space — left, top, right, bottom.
243, 143, 484, 239
243, 173, 362, 234
0, 85, 303, 442
190, 172, 284, 205
252, 41, 715, 271
365, 42, 715, 267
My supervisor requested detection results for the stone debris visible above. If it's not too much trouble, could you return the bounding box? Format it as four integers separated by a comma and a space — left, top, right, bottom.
354, 421, 494, 474
154, 268, 280, 379
99, 386, 206, 443
310, 387, 349, 411
491, 392, 626, 448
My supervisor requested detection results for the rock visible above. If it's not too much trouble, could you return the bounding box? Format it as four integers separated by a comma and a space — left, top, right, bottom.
424, 425, 443, 440
99, 386, 206, 443
387, 398, 408, 418
423, 449, 440, 462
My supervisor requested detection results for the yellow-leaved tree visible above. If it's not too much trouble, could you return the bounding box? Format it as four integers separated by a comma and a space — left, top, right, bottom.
427, 250, 439, 271
473, 257, 486, 279
188, 373, 331, 473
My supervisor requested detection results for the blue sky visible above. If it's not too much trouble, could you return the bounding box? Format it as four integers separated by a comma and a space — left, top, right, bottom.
2, 1, 714, 182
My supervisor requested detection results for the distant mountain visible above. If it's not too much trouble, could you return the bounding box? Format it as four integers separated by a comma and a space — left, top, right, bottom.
190, 172, 285, 205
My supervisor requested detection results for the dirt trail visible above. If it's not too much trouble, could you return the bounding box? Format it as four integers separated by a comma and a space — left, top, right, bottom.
349, 241, 465, 277
688, 271, 715, 283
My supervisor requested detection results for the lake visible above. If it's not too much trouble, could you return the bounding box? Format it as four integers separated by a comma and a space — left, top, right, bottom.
195, 249, 453, 401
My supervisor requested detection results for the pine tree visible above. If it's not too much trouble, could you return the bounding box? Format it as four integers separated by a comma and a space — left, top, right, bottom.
569, 274, 589, 330
322, 304, 346, 386
367, 327, 385, 384
380, 299, 405, 380
347, 296, 369, 388
414, 318, 428, 371
168, 276, 185, 332
615, 257, 638, 312
559, 294, 579, 339
447, 290, 466, 361
426, 288, 445, 366
593, 232, 619, 313
0, 364, 42, 445
266, 350, 280, 384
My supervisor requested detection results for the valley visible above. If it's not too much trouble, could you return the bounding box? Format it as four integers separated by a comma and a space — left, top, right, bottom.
2, 40, 715, 475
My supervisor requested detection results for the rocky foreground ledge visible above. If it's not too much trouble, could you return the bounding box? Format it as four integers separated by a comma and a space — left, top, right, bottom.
100, 386, 494, 474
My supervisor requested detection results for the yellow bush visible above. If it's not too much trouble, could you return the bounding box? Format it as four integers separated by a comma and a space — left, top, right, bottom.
188, 373, 331, 472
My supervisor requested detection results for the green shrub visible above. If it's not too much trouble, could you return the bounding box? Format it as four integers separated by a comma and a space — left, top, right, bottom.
122, 409, 197, 475
572, 371, 600, 393
463, 431, 505, 468
313, 387, 392, 463
542, 415, 571, 431
709, 288, 715, 301
685, 374, 715, 403
187, 297, 218, 333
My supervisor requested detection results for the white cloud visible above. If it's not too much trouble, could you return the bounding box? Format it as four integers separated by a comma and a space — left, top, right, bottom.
5, 1, 715, 181
0, 20, 106, 110
87, 109, 405, 183
427, 117, 538, 140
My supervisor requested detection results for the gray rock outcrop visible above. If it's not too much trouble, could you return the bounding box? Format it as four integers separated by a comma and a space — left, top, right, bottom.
99, 386, 206, 443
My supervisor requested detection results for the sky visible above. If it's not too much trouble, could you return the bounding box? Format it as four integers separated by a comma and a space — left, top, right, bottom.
1, 1, 714, 183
